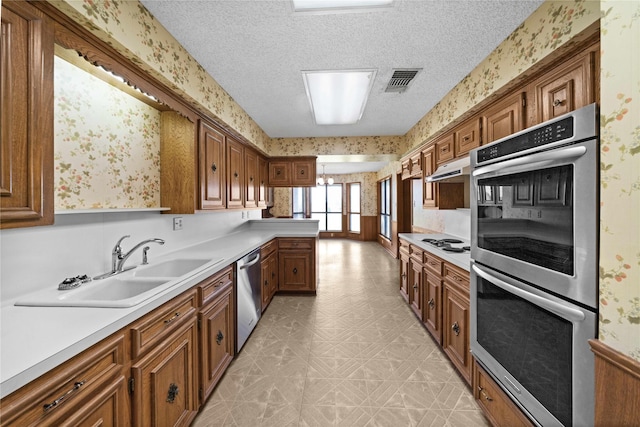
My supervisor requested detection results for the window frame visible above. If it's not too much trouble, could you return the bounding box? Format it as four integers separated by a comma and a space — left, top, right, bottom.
379, 176, 392, 240
347, 182, 361, 234
311, 183, 343, 232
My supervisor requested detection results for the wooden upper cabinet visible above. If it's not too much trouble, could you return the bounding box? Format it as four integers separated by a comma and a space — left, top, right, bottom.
244, 148, 258, 208
422, 146, 436, 207
454, 118, 481, 156
226, 137, 244, 208
199, 121, 226, 210
434, 133, 455, 165
267, 157, 317, 187
292, 160, 315, 186
401, 159, 412, 180
534, 50, 595, 123
482, 92, 526, 145
258, 156, 268, 208
0, 1, 54, 229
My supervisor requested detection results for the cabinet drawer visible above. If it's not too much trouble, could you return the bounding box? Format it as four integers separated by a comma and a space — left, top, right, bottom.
260, 239, 277, 257
197, 265, 233, 307
444, 263, 470, 292
423, 252, 443, 276
435, 134, 455, 164
409, 245, 423, 262
399, 239, 410, 255
130, 289, 198, 359
0, 333, 127, 426
474, 361, 533, 427
278, 238, 313, 250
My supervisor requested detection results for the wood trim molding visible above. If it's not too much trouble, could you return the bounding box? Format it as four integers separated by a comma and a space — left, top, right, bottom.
589, 339, 640, 426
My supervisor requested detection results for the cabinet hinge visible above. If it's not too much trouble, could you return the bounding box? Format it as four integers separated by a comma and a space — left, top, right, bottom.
128, 377, 135, 394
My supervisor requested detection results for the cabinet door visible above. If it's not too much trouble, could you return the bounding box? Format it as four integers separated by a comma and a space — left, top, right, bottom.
435, 133, 455, 165
423, 272, 442, 345
482, 92, 525, 145
409, 153, 422, 178
244, 149, 258, 208
292, 160, 315, 186
226, 138, 244, 208
401, 159, 412, 180
535, 52, 594, 122
268, 252, 278, 301
399, 251, 410, 303
454, 118, 481, 156
443, 284, 471, 384
131, 319, 199, 427
199, 285, 234, 403
409, 258, 423, 321
0, 2, 54, 229
199, 122, 226, 210
258, 156, 268, 208
279, 251, 312, 292
261, 253, 272, 310
422, 146, 436, 208
268, 161, 291, 186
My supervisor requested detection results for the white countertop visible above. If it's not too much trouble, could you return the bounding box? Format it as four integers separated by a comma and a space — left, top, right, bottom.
0, 219, 318, 399
398, 233, 471, 272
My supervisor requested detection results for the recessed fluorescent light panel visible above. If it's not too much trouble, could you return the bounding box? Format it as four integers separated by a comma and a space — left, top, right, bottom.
292, 0, 393, 14
302, 69, 377, 125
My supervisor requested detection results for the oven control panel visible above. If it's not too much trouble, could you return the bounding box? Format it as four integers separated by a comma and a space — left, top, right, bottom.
477, 116, 574, 163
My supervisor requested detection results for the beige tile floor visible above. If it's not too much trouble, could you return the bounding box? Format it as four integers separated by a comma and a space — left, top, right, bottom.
192, 239, 489, 427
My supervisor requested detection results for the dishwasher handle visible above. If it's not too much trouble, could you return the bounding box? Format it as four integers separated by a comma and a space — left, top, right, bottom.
239, 252, 261, 269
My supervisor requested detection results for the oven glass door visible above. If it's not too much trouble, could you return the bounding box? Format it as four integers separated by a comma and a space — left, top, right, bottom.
476, 164, 574, 275
471, 262, 596, 427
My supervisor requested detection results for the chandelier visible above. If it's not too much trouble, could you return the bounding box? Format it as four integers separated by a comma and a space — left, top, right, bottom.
317, 164, 334, 186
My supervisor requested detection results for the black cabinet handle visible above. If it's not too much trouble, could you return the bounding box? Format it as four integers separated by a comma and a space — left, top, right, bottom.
413, 284, 418, 290
234, 172, 239, 178
166, 383, 179, 403
293, 268, 298, 274
300, 170, 305, 175
264, 280, 268, 287
428, 298, 435, 309
216, 330, 224, 345
452, 322, 460, 336
211, 163, 217, 173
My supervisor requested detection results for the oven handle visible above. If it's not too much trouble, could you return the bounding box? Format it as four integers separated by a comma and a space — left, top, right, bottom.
472, 145, 587, 178
472, 264, 585, 322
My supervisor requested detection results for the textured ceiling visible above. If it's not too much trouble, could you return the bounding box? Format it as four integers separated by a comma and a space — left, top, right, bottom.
140, 0, 544, 140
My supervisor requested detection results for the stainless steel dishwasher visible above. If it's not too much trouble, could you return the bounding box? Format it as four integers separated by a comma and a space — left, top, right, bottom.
236, 248, 261, 352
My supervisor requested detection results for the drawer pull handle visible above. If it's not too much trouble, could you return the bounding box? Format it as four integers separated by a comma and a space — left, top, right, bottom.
293, 268, 298, 274
234, 171, 239, 178
553, 99, 564, 107
43, 380, 86, 413
478, 386, 493, 402
452, 321, 460, 336
166, 383, 179, 403
216, 330, 224, 345
211, 163, 217, 173
164, 312, 180, 324
428, 298, 435, 309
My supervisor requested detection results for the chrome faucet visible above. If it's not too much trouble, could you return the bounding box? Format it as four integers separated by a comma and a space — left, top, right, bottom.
94, 235, 165, 280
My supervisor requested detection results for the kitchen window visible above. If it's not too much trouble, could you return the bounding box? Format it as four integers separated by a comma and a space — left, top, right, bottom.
311, 184, 343, 231
292, 187, 310, 218
348, 182, 361, 233
379, 177, 391, 239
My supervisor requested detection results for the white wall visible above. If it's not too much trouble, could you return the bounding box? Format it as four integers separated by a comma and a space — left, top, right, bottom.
0, 211, 253, 303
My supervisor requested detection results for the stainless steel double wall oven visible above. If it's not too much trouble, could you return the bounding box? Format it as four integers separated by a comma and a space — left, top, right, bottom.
469, 104, 599, 427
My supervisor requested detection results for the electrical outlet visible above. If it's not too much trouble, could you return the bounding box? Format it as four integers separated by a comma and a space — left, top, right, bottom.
241, 211, 245, 219
173, 217, 183, 231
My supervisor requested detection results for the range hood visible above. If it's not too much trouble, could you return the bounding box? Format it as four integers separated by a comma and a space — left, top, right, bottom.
425, 156, 470, 183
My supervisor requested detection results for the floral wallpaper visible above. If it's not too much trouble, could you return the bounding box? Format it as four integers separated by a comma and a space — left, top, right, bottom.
597, 0, 640, 360
269, 136, 403, 157
50, 0, 270, 153
404, 0, 600, 151
54, 56, 161, 209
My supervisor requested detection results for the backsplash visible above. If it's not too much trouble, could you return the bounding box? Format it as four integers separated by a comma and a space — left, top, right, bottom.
54, 57, 161, 209
0, 211, 250, 303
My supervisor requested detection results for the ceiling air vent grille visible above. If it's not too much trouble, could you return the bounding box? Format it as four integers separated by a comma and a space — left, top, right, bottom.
385, 69, 421, 93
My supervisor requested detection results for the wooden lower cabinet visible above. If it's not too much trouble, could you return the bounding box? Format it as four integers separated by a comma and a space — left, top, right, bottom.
0, 333, 129, 426
198, 278, 234, 404
131, 318, 199, 427
261, 249, 278, 310
409, 247, 423, 321
473, 360, 534, 427
423, 272, 443, 345
278, 238, 317, 293
442, 265, 471, 385
399, 240, 410, 302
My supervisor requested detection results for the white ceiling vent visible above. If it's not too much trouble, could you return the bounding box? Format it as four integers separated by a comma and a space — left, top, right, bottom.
384, 69, 421, 93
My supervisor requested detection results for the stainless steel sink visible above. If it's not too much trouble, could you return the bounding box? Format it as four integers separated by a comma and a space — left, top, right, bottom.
133, 258, 213, 278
